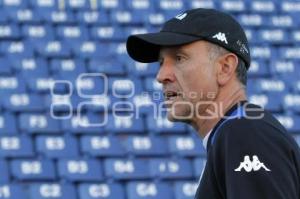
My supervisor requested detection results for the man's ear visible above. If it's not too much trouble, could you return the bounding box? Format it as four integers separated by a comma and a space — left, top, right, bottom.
216, 53, 239, 86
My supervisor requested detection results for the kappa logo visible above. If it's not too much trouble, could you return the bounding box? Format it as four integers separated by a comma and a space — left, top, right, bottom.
212, 32, 228, 44
235, 155, 271, 172
175, 13, 187, 20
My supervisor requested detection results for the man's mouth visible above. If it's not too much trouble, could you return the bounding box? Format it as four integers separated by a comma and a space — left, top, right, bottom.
164, 91, 179, 101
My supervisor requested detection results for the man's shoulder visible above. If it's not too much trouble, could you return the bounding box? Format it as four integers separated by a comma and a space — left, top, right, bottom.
217, 102, 298, 150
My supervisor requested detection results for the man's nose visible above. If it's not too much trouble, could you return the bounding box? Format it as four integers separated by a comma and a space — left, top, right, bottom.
156, 63, 175, 84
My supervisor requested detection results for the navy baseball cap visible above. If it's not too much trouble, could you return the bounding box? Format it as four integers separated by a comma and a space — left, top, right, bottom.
126, 8, 251, 69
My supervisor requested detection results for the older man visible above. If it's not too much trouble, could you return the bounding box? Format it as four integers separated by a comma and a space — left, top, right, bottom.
126, 8, 300, 199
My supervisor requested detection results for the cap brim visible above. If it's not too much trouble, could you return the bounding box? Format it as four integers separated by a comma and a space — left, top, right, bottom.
126, 32, 201, 63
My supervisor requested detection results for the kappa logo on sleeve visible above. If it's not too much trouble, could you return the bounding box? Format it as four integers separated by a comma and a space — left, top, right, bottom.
234, 155, 271, 172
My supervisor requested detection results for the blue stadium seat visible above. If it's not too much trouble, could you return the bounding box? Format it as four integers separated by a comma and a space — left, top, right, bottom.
98, 0, 123, 10
11, 159, 56, 180
109, 77, 143, 96
28, 183, 77, 199
111, 10, 143, 25
90, 26, 126, 41
35, 41, 72, 58
249, 93, 283, 112
80, 135, 126, 157
144, 77, 163, 92
0, 41, 34, 57
249, 1, 277, 13
168, 135, 206, 157
0, 160, 9, 182
9, 57, 48, 78
125, 136, 169, 156
248, 59, 269, 77
187, 0, 216, 9
257, 29, 290, 44
19, 113, 61, 134
149, 158, 194, 179
0, 24, 20, 39
56, 26, 89, 42
125, 61, 159, 77
237, 14, 264, 28
283, 94, 300, 113
280, 1, 300, 13
291, 30, 300, 43
65, 0, 90, 10
1, 0, 27, 9
39, 10, 75, 24
50, 58, 87, 76
267, 15, 294, 28
88, 58, 125, 75
58, 159, 103, 182
0, 8, 9, 23
8, 9, 42, 23
61, 113, 105, 134
29, 0, 57, 10
147, 116, 187, 134
0, 57, 13, 75
250, 46, 275, 60
26, 77, 58, 93
2, 93, 45, 112
279, 47, 300, 60
36, 135, 79, 158
0, 136, 34, 158
174, 181, 198, 199
76, 11, 109, 25
71, 42, 110, 59
144, 12, 166, 26
0, 113, 18, 134
193, 158, 206, 178
274, 114, 300, 133
126, 0, 153, 11
105, 114, 145, 134
0, 184, 27, 199
79, 183, 125, 199
220, 1, 246, 13
0, 76, 26, 95
126, 182, 173, 199
104, 159, 150, 180
254, 79, 286, 93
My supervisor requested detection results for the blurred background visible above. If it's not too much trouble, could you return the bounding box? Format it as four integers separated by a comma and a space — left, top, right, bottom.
0, 0, 299, 198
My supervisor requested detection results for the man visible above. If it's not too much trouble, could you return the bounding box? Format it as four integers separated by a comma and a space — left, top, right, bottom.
126, 8, 300, 199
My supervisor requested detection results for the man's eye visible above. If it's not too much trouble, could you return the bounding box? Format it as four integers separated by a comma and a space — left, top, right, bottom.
175, 55, 184, 62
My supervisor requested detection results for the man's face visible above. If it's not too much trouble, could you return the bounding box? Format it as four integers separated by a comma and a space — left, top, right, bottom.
157, 40, 218, 122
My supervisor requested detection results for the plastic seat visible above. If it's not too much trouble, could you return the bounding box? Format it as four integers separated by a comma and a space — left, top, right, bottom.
126, 182, 173, 199
28, 183, 77, 199
11, 159, 56, 181
79, 183, 125, 199
104, 159, 150, 180
0, 135, 34, 158
174, 181, 199, 199
58, 159, 103, 182
36, 135, 79, 158
80, 135, 126, 157
149, 158, 194, 179
19, 113, 61, 134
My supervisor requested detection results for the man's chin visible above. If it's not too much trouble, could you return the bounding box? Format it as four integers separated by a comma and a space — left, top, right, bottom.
166, 110, 192, 123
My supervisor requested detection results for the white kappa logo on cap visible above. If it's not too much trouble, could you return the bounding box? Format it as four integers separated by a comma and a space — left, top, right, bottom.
175, 13, 187, 20
212, 32, 228, 44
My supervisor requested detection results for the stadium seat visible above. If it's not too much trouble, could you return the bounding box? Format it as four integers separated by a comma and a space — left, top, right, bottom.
126, 181, 173, 199
79, 183, 125, 199
28, 183, 77, 199
104, 159, 150, 180
58, 159, 103, 182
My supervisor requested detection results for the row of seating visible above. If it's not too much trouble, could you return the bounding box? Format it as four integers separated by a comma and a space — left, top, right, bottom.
0, 135, 206, 157
0, 181, 199, 199
0, 157, 205, 182
0, 0, 300, 13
